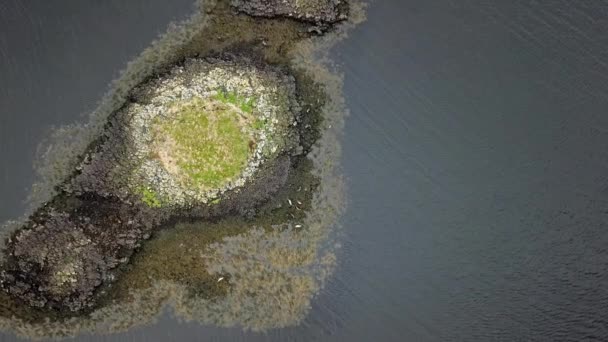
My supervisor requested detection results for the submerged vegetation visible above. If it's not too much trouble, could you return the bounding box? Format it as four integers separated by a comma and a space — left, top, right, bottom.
0, 0, 365, 339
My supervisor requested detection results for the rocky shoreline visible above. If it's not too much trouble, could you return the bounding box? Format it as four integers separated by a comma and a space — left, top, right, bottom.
231, 0, 348, 25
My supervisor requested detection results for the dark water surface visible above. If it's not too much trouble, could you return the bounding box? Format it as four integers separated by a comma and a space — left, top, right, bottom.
3, 0, 608, 341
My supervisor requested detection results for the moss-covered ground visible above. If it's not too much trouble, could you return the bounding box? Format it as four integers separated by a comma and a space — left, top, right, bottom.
213, 89, 257, 113
140, 186, 163, 208
151, 97, 255, 190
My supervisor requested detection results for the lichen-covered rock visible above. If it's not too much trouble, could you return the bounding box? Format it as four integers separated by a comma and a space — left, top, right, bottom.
0, 197, 153, 312
231, 0, 348, 24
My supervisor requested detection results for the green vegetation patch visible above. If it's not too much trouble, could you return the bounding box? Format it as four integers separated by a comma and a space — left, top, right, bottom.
152, 97, 257, 190
139, 186, 162, 208
213, 89, 257, 113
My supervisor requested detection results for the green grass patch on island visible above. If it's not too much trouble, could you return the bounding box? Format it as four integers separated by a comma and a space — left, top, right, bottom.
140, 186, 162, 208
152, 98, 256, 190
252, 118, 265, 130
213, 89, 257, 113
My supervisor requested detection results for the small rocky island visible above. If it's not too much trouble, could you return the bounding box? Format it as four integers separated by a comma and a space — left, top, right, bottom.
0, 0, 362, 338
0, 56, 302, 312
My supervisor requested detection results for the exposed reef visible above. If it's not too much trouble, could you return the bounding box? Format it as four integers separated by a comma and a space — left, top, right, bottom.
0, 0, 364, 338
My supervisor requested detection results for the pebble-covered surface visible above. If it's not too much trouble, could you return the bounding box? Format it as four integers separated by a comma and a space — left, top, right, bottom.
231, 0, 348, 24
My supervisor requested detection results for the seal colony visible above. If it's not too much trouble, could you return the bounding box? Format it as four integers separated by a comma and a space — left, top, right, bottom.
0, 0, 365, 338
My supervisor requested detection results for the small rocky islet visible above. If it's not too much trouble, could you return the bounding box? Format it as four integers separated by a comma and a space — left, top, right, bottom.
1, 56, 301, 313
0, 0, 361, 338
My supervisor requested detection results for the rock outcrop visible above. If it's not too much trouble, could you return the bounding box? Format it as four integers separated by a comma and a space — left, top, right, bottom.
231, 0, 348, 25
0, 196, 154, 312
